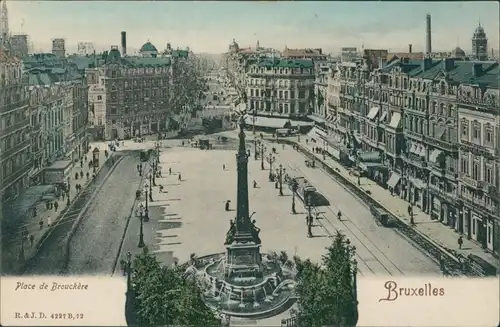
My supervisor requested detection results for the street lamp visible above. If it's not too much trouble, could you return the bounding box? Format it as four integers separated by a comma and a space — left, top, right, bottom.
268, 154, 275, 181
279, 164, 284, 196
260, 144, 265, 170
138, 209, 145, 248
306, 194, 313, 238
252, 109, 256, 135
254, 138, 258, 160
291, 179, 298, 214
149, 173, 153, 195
144, 190, 150, 222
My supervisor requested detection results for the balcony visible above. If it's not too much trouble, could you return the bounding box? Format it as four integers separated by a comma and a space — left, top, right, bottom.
0, 117, 30, 137
0, 162, 32, 192
424, 136, 458, 152
403, 153, 427, 168
459, 189, 498, 216
428, 183, 457, 204
404, 129, 424, 141
0, 139, 30, 161
0, 99, 29, 113
459, 173, 484, 189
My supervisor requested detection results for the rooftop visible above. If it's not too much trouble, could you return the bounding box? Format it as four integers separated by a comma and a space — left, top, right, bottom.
255, 58, 314, 69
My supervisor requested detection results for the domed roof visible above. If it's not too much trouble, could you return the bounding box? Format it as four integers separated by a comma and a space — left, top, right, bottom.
140, 41, 158, 53
451, 46, 466, 58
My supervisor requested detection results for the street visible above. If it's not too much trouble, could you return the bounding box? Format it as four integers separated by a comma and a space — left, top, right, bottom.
22, 152, 142, 275
65, 153, 144, 274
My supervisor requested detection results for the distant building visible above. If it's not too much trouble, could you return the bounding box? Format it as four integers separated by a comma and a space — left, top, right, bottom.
139, 41, 158, 58
9, 34, 28, 57
341, 47, 358, 63
471, 24, 488, 61
52, 38, 65, 57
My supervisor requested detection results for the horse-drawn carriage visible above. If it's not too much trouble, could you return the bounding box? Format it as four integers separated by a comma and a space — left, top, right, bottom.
305, 159, 316, 168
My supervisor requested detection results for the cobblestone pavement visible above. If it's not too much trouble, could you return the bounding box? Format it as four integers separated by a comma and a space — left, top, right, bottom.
2, 144, 110, 275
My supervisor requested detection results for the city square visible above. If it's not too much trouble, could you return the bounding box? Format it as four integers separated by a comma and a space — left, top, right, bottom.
0, 1, 499, 326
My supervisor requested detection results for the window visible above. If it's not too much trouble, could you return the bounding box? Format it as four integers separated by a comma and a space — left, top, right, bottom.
97, 95, 102, 100
472, 161, 480, 180
290, 91, 295, 99
485, 166, 493, 184
472, 122, 480, 140
460, 158, 468, 174
461, 120, 468, 138
250, 89, 254, 97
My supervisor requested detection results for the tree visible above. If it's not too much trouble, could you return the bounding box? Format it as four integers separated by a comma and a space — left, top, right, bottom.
131, 247, 220, 326
292, 231, 358, 327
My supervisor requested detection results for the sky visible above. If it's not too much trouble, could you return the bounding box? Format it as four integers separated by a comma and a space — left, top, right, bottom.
5, 1, 500, 55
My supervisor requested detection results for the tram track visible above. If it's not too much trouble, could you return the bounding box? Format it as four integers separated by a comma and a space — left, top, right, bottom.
282, 158, 405, 276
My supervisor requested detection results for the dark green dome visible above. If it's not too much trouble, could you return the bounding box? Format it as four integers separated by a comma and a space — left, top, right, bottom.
140, 42, 157, 53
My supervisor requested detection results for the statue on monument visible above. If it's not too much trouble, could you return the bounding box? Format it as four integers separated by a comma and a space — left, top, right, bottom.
250, 219, 261, 244
225, 219, 236, 245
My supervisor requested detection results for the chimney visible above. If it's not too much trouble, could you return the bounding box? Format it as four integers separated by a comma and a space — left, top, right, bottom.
472, 63, 482, 77
408, 44, 413, 53
121, 31, 127, 56
425, 14, 432, 56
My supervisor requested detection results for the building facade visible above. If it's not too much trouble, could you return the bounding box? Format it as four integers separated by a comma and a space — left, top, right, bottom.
52, 38, 65, 58
312, 65, 329, 118
93, 46, 173, 140
246, 58, 315, 119
457, 78, 499, 254
0, 49, 30, 202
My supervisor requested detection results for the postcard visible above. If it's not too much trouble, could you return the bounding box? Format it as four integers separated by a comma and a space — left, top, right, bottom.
1, 1, 499, 326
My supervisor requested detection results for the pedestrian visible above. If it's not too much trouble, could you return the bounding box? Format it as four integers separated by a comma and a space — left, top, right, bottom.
169, 167, 172, 175
75, 172, 79, 180
54, 201, 59, 212
62, 191, 65, 200
253, 180, 257, 188
223, 164, 225, 170
120, 260, 126, 276
80, 160, 83, 168
458, 235, 463, 249
357, 176, 361, 186
29, 234, 34, 247
225, 200, 230, 211
84, 155, 87, 162
45, 201, 50, 210
75, 184, 79, 192
47, 217, 52, 227
39, 219, 44, 229
178, 173, 182, 181
86, 171, 90, 179
80, 171, 84, 179
407, 204, 412, 216
88, 160, 92, 169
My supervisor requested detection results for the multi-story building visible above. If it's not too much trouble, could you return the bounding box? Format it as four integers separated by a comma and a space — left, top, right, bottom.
312, 65, 329, 118
281, 47, 328, 71
93, 45, 173, 140
471, 24, 488, 61
9, 34, 28, 58
23, 53, 88, 163
52, 38, 65, 58
87, 66, 106, 140
245, 58, 315, 121
0, 48, 30, 202
457, 66, 499, 254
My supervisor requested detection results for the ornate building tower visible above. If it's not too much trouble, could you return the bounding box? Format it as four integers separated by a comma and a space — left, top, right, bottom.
472, 23, 488, 61
0, 0, 9, 46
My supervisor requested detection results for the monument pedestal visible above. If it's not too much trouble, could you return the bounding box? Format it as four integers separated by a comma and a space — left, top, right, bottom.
225, 239, 262, 279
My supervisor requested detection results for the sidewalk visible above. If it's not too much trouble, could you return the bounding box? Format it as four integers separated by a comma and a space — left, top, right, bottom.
290, 137, 498, 268
2, 143, 110, 274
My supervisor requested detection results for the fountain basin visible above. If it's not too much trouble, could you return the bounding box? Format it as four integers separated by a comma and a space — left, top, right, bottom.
185, 252, 297, 319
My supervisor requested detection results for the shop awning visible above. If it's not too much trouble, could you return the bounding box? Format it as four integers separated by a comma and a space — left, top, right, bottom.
243, 115, 312, 129
358, 151, 381, 163
308, 114, 328, 124
1, 185, 56, 235
313, 127, 327, 139
367, 107, 380, 120
434, 125, 446, 140
418, 146, 427, 157
409, 143, 418, 154
359, 162, 385, 171
429, 149, 443, 163
388, 112, 401, 128
409, 177, 427, 189
379, 111, 388, 122
387, 172, 401, 188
